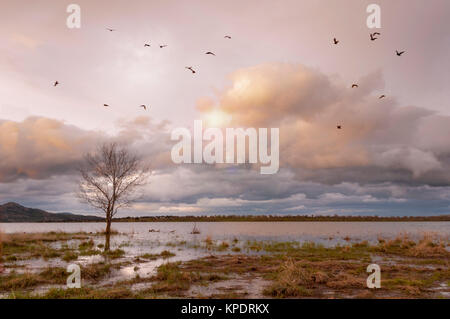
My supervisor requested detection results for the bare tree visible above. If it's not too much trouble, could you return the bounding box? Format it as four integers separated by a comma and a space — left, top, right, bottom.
78, 142, 150, 251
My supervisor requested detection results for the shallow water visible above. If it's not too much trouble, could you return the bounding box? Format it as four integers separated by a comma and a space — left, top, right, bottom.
1, 222, 449, 297
1, 221, 449, 244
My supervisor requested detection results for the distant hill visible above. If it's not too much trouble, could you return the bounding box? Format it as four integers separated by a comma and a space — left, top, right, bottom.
0, 202, 103, 222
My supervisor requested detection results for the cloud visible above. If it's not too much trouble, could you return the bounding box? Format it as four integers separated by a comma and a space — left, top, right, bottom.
0, 117, 102, 182
0, 116, 173, 183
197, 63, 450, 185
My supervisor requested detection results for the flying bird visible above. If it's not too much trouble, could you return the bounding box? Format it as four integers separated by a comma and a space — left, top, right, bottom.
333, 38, 339, 45
205, 51, 216, 56
140, 105, 147, 110
185, 66, 196, 74
144, 43, 150, 47
159, 44, 168, 48
337, 125, 342, 130
396, 50, 405, 56
351, 84, 359, 88
103, 104, 109, 107
224, 35, 231, 39
106, 28, 116, 32
53, 81, 59, 87
370, 33, 378, 41
379, 95, 386, 99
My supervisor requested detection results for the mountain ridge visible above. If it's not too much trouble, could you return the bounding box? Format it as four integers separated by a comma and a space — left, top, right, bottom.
0, 202, 103, 222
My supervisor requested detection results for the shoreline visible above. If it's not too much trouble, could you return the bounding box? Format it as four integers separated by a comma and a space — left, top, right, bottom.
2, 216, 450, 223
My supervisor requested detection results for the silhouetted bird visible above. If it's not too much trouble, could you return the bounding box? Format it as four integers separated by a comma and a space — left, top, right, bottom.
351, 84, 359, 88
333, 38, 339, 44
160, 45, 167, 48
54, 81, 59, 87
370, 33, 378, 41
144, 43, 150, 47
140, 105, 147, 110
224, 35, 232, 39
396, 50, 405, 56
205, 51, 216, 56
103, 104, 109, 107
337, 125, 342, 130
185, 66, 196, 74
106, 28, 116, 32
379, 95, 386, 99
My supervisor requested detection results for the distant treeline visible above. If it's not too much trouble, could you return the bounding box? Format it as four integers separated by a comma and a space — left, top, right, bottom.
113, 215, 450, 222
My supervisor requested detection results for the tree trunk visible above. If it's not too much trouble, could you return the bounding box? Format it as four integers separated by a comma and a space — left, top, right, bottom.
104, 216, 112, 252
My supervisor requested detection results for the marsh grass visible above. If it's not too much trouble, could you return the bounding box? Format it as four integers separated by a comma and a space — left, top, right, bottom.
0, 229, 3, 265
138, 250, 175, 261
371, 233, 449, 258
0, 261, 117, 293
1, 231, 448, 299
102, 248, 125, 259
32, 287, 133, 299
78, 239, 95, 250
82, 262, 113, 280
143, 262, 200, 294
263, 260, 314, 297
62, 251, 79, 262
1, 231, 118, 262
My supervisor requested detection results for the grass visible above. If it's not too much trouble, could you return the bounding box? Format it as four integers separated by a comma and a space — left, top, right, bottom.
1, 231, 119, 262
0, 272, 42, 291
78, 239, 95, 250
132, 260, 230, 297
38, 267, 68, 284
82, 262, 113, 280
102, 249, 125, 259
370, 234, 449, 258
0, 230, 3, 270
62, 251, 79, 262
263, 260, 314, 297
0, 261, 116, 292
142, 262, 200, 295
137, 250, 175, 261
14, 287, 134, 299
1, 231, 448, 299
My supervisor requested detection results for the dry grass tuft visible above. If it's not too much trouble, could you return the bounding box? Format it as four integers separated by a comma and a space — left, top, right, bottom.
407, 234, 449, 258
374, 233, 449, 258
263, 260, 318, 297
326, 272, 364, 289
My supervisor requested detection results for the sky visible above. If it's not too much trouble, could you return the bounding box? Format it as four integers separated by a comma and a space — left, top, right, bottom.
0, 0, 449, 216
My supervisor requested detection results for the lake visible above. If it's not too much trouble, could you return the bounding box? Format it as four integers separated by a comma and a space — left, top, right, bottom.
1, 222, 449, 246
1, 221, 449, 298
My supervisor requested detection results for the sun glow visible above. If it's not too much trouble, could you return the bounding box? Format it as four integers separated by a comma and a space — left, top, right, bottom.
204, 109, 232, 127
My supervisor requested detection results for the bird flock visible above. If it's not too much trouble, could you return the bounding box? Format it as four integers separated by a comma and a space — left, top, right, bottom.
53, 28, 233, 112
333, 32, 406, 129
53, 26, 405, 131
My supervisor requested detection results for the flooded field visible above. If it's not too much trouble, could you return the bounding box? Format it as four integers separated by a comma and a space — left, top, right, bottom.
0, 222, 449, 299
2, 221, 449, 242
